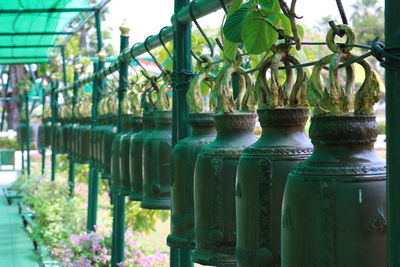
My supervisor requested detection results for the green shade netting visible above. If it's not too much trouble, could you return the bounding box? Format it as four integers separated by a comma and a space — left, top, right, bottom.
0, 0, 103, 64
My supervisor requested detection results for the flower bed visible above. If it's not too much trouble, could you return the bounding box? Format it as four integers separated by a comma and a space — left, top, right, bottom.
12, 172, 169, 267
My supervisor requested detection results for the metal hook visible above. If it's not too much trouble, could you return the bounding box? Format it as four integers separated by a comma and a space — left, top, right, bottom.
144, 35, 165, 75
128, 64, 139, 86
189, 0, 214, 58
215, 38, 224, 51
158, 26, 173, 60
130, 43, 152, 80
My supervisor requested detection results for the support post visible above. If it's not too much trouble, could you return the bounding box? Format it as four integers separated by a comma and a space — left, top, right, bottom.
86, 10, 104, 232
61, 47, 67, 86
50, 77, 59, 181
386, 1, 400, 266
87, 52, 104, 232
69, 67, 79, 195
24, 92, 30, 177
0, 72, 10, 131
41, 85, 46, 176
111, 21, 129, 267
173, 0, 193, 266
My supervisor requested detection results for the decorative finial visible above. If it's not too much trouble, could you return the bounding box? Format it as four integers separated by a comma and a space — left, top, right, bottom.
119, 19, 130, 37
98, 48, 107, 61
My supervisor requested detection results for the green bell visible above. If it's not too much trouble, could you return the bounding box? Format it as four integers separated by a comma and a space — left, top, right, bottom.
120, 116, 142, 196
38, 121, 48, 150
44, 120, 53, 147
16, 121, 34, 146
236, 108, 312, 267
68, 121, 79, 161
78, 117, 91, 164
101, 115, 118, 179
53, 121, 63, 154
282, 115, 386, 267
167, 112, 216, 250
74, 118, 82, 162
193, 112, 257, 266
59, 118, 70, 154
141, 111, 172, 210
90, 120, 102, 167
129, 112, 155, 201
111, 114, 133, 193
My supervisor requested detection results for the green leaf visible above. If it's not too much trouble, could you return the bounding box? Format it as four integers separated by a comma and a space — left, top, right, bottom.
242, 10, 279, 54
297, 24, 304, 39
258, 0, 280, 12
223, 39, 239, 62
227, 0, 243, 16
201, 81, 211, 96
223, 6, 250, 43
264, 11, 292, 35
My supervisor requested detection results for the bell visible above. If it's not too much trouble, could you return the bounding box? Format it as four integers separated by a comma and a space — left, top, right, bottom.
16, 123, 25, 146
79, 117, 91, 163
44, 120, 53, 148
167, 112, 216, 250
193, 112, 257, 266
120, 116, 142, 196
235, 108, 312, 267
129, 112, 155, 201
281, 115, 386, 267
38, 121, 48, 150
90, 119, 102, 167
95, 116, 106, 170
101, 115, 118, 179
96, 116, 107, 171
53, 121, 63, 154
111, 114, 132, 193
17, 124, 35, 147
59, 118, 69, 154
74, 119, 82, 162
141, 111, 173, 210
68, 121, 79, 161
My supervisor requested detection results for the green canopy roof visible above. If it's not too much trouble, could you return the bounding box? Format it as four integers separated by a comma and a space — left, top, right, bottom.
0, 0, 109, 64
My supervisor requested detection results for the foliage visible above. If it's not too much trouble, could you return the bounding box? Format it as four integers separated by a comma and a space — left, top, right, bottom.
223, 0, 302, 59
51, 229, 168, 267
377, 120, 385, 135
0, 137, 19, 149
351, 0, 384, 45
12, 172, 169, 266
12, 175, 87, 248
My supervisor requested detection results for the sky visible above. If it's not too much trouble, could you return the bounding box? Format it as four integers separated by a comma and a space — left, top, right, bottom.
102, 0, 385, 51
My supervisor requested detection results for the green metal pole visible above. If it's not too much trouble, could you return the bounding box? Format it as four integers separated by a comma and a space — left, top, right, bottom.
0, 71, 10, 131
111, 22, 129, 267
61, 47, 67, 86
41, 84, 46, 176
50, 79, 59, 181
25, 93, 30, 177
386, 1, 400, 266
69, 68, 79, 195
86, 10, 104, 232
173, 0, 193, 266
19, 96, 25, 173
87, 61, 100, 232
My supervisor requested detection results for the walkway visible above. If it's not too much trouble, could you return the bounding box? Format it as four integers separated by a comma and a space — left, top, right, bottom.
0, 172, 39, 267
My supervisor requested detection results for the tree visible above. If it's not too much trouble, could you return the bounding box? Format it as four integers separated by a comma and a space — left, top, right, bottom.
351, 0, 384, 45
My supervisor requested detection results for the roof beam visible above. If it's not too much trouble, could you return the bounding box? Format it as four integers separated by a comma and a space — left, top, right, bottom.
0, 32, 74, 36
0, 7, 97, 14
0, 56, 49, 59
0, 45, 62, 48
